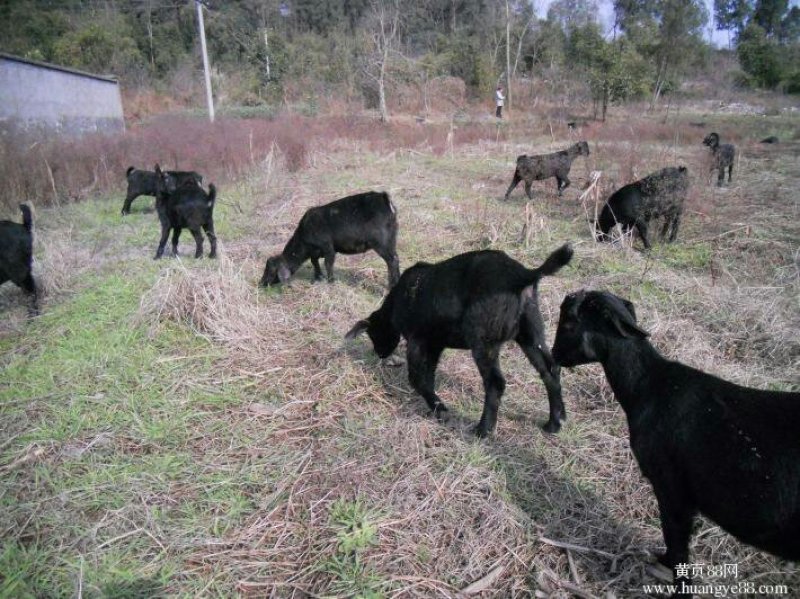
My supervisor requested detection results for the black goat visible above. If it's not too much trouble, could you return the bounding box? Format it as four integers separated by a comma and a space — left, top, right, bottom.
346, 244, 573, 436
0, 204, 38, 316
153, 165, 217, 260
122, 165, 203, 215
702, 132, 735, 186
552, 290, 800, 592
504, 141, 590, 200
261, 191, 400, 288
596, 166, 689, 249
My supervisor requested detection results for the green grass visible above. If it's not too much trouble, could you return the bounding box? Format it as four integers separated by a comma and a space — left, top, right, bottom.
0, 250, 255, 596
2, 116, 798, 597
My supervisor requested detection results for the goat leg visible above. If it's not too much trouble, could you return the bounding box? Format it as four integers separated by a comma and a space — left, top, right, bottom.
190, 228, 204, 258
472, 344, 505, 437
171, 227, 182, 257
517, 304, 565, 432
22, 273, 39, 316
154, 225, 170, 259
375, 247, 400, 288
636, 220, 652, 249
324, 251, 336, 282
203, 222, 217, 258
310, 257, 324, 281
407, 340, 447, 419
504, 171, 522, 200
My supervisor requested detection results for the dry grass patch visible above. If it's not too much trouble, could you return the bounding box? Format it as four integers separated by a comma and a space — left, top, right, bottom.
3, 110, 798, 597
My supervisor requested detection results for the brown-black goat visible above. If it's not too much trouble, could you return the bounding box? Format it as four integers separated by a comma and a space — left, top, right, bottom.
504, 141, 590, 200
122, 165, 203, 215
261, 191, 400, 288
0, 204, 38, 316
552, 290, 800, 594
596, 166, 689, 249
702, 132, 735, 186
346, 244, 573, 436
153, 165, 217, 260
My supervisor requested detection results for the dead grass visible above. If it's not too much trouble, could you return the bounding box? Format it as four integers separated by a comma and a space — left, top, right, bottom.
2, 107, 799, 597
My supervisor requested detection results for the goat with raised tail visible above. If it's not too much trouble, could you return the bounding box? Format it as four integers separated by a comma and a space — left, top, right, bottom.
551, 290, 800, 594
153, 165, 217, 260
702, 132, 735, 186
0, 204, 38, 316
346, 244, 573, 437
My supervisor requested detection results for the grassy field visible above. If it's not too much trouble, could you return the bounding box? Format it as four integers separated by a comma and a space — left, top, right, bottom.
1, 109, 798, 598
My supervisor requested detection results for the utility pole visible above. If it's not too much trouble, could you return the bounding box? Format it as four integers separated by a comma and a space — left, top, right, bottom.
195, 0, 215, 122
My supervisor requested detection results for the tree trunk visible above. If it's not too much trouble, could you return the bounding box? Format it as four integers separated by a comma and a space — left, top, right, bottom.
512, 15, 534, 80
263, 30, 271, 81
378, 51, 389, 122
505, 0, 512, 110
602, 84, 608, 121
650, 57, 668, 110
147, 0, 155, 69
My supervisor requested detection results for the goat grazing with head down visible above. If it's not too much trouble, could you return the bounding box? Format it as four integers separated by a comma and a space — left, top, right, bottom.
551, 290, 800, 594
595, 166, 689, 249
261, 191, 400, 288
504, 141, 590, 200
702, 132, 735, 186
346, 244, 573, 437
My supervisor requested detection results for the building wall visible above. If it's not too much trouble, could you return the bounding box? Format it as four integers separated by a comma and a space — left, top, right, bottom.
0, 55, 125, 136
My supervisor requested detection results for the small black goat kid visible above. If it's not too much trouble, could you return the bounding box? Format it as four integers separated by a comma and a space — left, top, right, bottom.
596, 166, 689, 249
504, 141, 590, 200
552, 290, 800, 591
346, 244, 573, 436
122, 166, 203, 215
261, 191, 400, 288
702, 132, 735, 186
0, 204, 38, 316
153, 165, 217, 260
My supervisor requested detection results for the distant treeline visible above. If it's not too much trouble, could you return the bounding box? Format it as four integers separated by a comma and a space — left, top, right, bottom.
0, 0, 797, 116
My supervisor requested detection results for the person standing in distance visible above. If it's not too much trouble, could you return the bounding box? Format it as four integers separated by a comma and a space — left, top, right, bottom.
495, 85, 505, 119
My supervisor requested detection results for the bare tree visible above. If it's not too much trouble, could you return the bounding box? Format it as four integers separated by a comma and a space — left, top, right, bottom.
364, 0, 402, 123
506, 0, 512, 110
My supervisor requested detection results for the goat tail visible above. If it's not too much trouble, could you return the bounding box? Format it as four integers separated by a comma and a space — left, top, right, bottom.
126, 166, 135, 178
534, 243, 574, 278
207, 184, 217, 206
19, 203, 33, 233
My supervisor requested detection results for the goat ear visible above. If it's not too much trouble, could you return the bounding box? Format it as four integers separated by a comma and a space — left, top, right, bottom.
605, 306, 649, 339
345, 319, 370, 340
277, 263, 291, 284
621, 298, 637, 322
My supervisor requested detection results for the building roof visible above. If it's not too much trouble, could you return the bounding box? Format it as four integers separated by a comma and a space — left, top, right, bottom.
0, 52, 119, 84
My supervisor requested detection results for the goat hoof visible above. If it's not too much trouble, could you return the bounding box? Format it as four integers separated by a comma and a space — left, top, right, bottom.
471, 423, 490, 438
542, 419, 562, 434
432, 404, 449, 421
